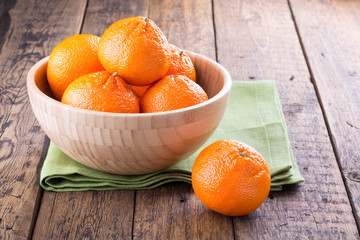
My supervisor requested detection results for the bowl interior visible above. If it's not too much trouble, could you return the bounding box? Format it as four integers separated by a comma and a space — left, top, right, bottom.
33, 57, 54, 99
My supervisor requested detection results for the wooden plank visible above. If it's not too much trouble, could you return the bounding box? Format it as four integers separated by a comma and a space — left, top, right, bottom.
289, 0, 360, 228
132, 0, 233, 239
81, 0, 149, 36
0, 0, 87, 239
147, 0, 216, 59
0, 0, 16, 51
133, 183, 233, 239
32, 0, 148, 239
213, 0, 359, 238
33, 191, 135, 239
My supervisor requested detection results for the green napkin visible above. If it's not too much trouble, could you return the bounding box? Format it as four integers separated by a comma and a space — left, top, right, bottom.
40, 81, 304, 192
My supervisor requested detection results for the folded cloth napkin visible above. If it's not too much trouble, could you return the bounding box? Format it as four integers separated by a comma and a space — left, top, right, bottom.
40, 80, 304, 192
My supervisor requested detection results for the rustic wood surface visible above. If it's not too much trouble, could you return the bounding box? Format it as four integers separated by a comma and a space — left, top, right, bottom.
289, 0, 360, 229
214, 0, 359, 238
0, 0, 87, 239
0, 0, 359, 239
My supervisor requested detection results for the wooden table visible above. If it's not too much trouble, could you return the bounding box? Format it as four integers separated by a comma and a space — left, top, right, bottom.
1, 0, 360, 239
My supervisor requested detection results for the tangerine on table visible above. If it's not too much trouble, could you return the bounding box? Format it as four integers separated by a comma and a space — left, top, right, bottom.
166, 44, 196, 82
61, 71, 140, 113
140, 75, 208, 113
98, 16, 171, 86
47, 34, 104, 100
192, 140, 271, 216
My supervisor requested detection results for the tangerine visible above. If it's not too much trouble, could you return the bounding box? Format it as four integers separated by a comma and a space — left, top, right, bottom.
166, 44, 196, 82
140, 75, 208, 113
98, 16, 170, 86
47, 34, 104, 100
192, 140, 271, 216
61, 71, 139, 113
129, 84, 153, 97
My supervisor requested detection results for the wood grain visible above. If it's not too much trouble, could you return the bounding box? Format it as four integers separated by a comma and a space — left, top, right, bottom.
33, 191, 135, 239
80, 0, 149, 36
148, 0, 216, 60
0, 0, 87, 239
0, 0, 16, 51
133, 183, 233, 240
132, 0, 235, 239
289, 0, 360, 229
213, 0, 359, 238
32, 0, 148, 239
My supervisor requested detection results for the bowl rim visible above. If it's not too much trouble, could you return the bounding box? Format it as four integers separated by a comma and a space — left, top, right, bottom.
27, 50, 232, 118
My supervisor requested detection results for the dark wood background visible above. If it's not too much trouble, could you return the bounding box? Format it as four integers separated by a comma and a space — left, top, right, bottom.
0, 0, 359, 239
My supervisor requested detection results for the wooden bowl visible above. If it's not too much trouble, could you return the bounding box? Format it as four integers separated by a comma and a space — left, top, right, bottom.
27, 51, 232, 175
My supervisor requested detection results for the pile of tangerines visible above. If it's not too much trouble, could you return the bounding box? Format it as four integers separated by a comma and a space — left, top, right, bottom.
47, 16, 207, 113
47, 16, 271, 217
